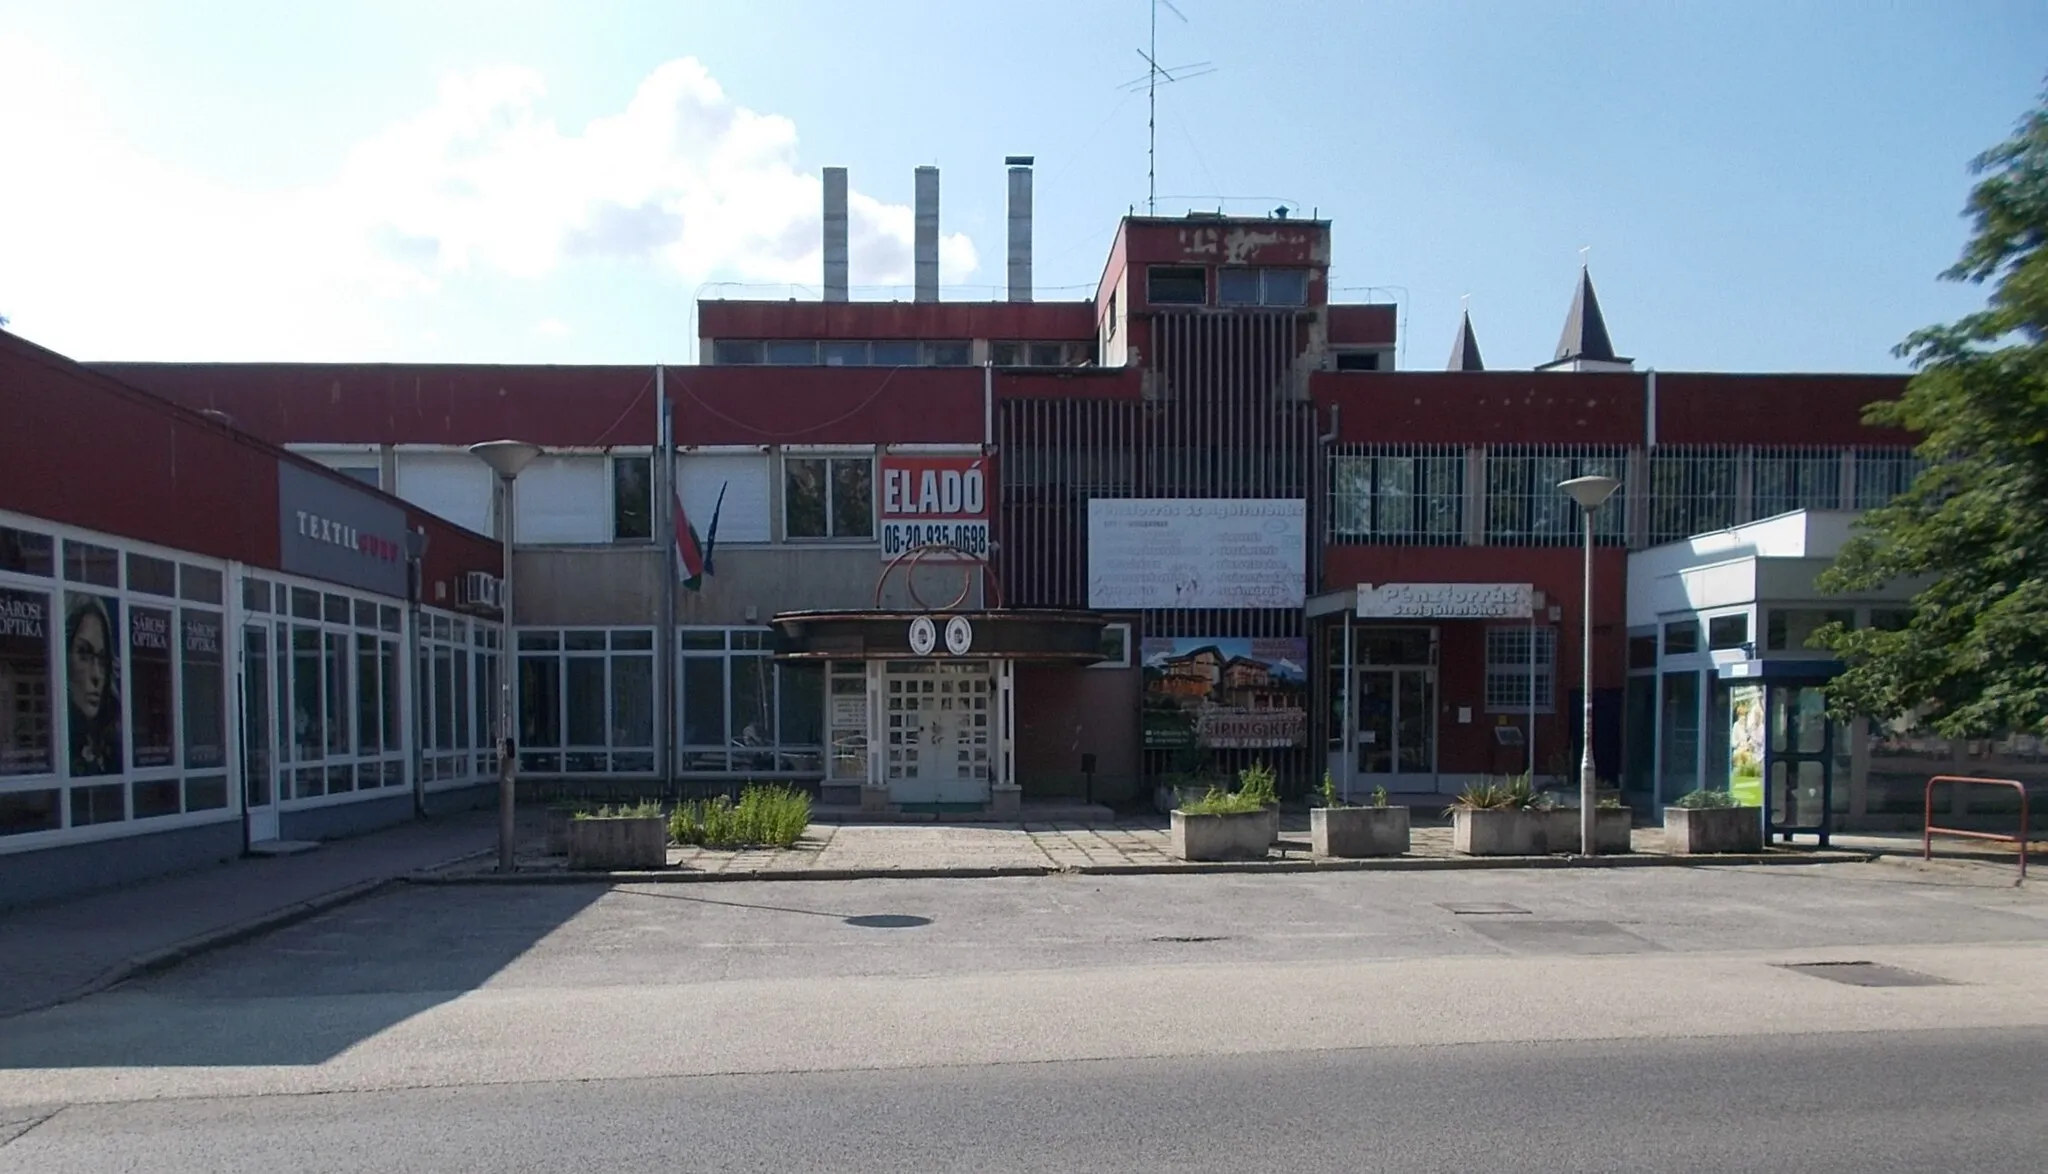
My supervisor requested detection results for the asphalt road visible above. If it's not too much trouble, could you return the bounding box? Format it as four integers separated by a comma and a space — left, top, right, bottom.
2, 861, 2044, 1171
5, 1027, 2044, 1173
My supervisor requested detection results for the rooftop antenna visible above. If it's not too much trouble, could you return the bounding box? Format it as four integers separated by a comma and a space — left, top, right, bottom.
1119, 0, 1215, 215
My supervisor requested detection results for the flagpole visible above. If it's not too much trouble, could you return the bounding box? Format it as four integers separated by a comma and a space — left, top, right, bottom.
657, 365, 675, 788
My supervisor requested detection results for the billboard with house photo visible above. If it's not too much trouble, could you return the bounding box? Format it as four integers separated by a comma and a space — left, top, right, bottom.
1141, 637, 1309, 749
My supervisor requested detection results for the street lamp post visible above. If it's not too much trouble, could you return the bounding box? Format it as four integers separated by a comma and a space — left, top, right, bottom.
469, 440, 542, 873
1558, 474, 1621, 856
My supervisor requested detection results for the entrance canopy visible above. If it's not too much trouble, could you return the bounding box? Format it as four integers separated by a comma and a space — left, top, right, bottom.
769, 609, 1108, 664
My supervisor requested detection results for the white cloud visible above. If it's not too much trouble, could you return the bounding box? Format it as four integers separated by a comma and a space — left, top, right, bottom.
0, 48, 977, 359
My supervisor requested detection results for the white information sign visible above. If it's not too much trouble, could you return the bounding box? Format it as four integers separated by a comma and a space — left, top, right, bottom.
908, 616, 938, 656
1087, 498, 1306, 610
944, 615, 974, 656
1356, 582, 1534, 619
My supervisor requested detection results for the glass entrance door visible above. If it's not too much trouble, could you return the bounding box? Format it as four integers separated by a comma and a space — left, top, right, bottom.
241, 621, 279, 843
882, 661, 993, 806
1767, 684, 1834, 844
1356, 667, 1436, 778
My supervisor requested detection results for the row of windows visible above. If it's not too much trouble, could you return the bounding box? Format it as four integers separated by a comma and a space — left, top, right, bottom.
1148, 265, 1310, 308
1329, 447, 1925, 546
1629, 607, 1913, 668
712, 339, 972, 367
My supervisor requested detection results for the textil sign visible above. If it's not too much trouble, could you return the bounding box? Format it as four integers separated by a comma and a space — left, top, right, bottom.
879, 455, 990, 561
1356, 583, 1534, 619
277, 460, 409, 598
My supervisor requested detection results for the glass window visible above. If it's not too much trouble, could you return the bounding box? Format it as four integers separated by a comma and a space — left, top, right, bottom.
1262, 268, 1309, 306
564, 630, 607, 652
324, 632, 350, 755
70, 782, 125, 826
0, 789, 62, 836
681, 657, 726, 747
1707, 614, 1750, 651
612, 630, 654, 651
1752, 450, 1843, 519
611, 656, 654, 748
63, 541, 119, 587
353, 600, 378, 629
519, 654, 561, 749
1663, 620, 1700, 655
1871, 608, 1913, 632
1148, 265, 1206, 305
765, 340, 817, 365
65, 591, 123, 777
181, 611, 225, 770
1217, 267, 1260, 305
778, 663, 824, 748
324, 594, 351, 625
566, 657, 606, 745
1484, 450, 1626, 543
242, 576, 272, 613
125, 554, 177, 597
870, 341, 919, 366
1660, 670, 1701, 797
186, 775, 229, 811
679, 629, 725, 652
1027, 342, 1066, 367
925, 341, 971, 366
1627, 634, 1659, 670
1484, 626, 1556, 712
358, 635, 384, 754
1766, 609, 1853, 652
1328, 451, 1463, 542
383, 641, 403, 758
132, 778, 181, 819
732, 654, 773, 748
128, 606, 175, 769
711, 340, 762, 365
610, 455, 652, 542
821, 341, 867, 367
0, 588, 54, 778
0, 527, 55, 577
785, 456, 874, 539
990, 342, 1023, 367
1854, 449, 1923, 509
291, 588, 321, 620
1334, 351, 1382, 371
334, 466, 380, 488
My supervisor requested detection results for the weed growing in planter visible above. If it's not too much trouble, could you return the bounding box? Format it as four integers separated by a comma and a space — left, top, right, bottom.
573, 800, 664, 820
671, 784, 812, 848
1317, 771, 1354, 809
1672, 788, 1739, 809
1371, 785, 1389, 809
1237, 761, 1279, 807
1182, 787, 1266, 816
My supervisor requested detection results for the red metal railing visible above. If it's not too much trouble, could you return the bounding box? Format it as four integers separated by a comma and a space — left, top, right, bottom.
1924, 775, 2031, 881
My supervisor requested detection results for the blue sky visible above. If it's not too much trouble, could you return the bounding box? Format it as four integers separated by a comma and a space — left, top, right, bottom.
1, 0, 2042, 372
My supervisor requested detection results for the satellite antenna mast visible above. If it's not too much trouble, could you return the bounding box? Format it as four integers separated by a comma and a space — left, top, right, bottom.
1121, 0, 1215, 215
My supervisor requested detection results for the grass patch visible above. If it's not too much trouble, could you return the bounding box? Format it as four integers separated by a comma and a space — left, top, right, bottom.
671, 784, 812, 849
572, 799, 663, 821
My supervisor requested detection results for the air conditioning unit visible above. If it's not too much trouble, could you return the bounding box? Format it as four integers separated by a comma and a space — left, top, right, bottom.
458, 571, 502, 611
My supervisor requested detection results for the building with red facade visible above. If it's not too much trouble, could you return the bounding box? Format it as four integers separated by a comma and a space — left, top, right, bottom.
17, 157, 2021, 899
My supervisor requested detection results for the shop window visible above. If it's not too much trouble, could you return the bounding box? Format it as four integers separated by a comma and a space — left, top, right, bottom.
1329, 450, 1463, 543
612, 456, 653, 541
516, 627, 657, 774
678, 628, 828, 775
0, 526, 55, 577
1663, 620, 1700, 655
1707, 614, 1750, 651
1147, 265, 1206, 305
1766, 608, 1853, 652
1661, 671, 1701, 796
129, 605, 175, 769
63, 541, 119, 587
70, 782, 124, 825
65, 590, 123, 777
0, 587, 54, 778
181, 611, 225, 770
125, 554, 177, 597
1484, 626, 1556, 712
0, 789, 61, 836
828, 662, 868, 782
131, 778, 181, 819
1484, 449, 1627, 545
784, 456, 875, 540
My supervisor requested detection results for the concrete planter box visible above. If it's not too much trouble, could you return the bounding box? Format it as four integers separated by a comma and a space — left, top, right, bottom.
1663, 805, 1764, 854
1311, 805, 1410, 858
1453, 808, 1549, 856
543, 805, 586, 856
1545, 807, 1634, 854
1170, 809, 1273, 861
567, 816, 668, 871
1154, 782, 1218, 815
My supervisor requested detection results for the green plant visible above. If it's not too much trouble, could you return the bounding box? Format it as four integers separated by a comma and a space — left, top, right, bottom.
670, 784, 812, 848
1371, 785, 1389, 810
1596, 795, 1625, 810
1672, 788, 1739, 810
1182, 786, 1266, 816
1237, 761, 1279, 808
573, 799, 663, 821
1317, 770, 1356, 809
1500, 773, 1544, 810
1449, 779, 1515, 813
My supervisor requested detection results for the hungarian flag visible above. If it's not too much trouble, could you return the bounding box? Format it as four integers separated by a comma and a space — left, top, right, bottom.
675, 481, 725, 592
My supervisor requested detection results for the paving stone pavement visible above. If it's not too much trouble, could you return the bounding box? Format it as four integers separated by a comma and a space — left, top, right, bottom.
493, 813, 1697, 876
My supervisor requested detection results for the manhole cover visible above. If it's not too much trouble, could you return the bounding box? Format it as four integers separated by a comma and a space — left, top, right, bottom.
1777, 961, 1950, 987
1465, 919, 1661, 956
1439, 902, 1531, 915
1150, 935, 1228, 943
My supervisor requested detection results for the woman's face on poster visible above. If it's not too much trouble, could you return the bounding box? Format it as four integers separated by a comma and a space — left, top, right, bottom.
69, 610, 109, 718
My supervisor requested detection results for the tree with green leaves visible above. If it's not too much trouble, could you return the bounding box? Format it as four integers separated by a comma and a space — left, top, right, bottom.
1816, 84, 2048, 737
